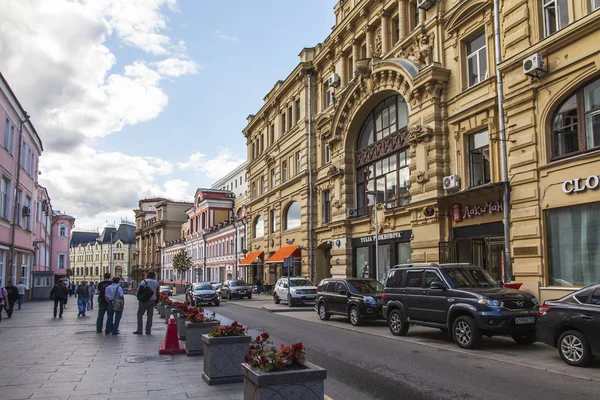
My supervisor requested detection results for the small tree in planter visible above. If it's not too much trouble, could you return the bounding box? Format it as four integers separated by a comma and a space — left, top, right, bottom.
242, 333, 326, 400
201, 321, 251, 385
172, 249, 193, 284
183, 309, 219, 356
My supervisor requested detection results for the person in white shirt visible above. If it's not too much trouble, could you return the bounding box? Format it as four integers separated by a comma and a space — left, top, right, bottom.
104, 277, 125, 335
16, 281, 26, 310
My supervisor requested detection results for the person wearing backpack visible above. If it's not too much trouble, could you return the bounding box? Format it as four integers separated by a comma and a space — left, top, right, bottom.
96, 273, 112, 333
49, 281, 69, 318
133, 271, 159, 335
104, 276, 124, 335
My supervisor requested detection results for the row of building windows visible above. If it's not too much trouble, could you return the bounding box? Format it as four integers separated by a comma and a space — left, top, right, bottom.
252, 201, 301, 239
3, 119, 39, 178
251, 152, 304, 200
250, 99, 302, 162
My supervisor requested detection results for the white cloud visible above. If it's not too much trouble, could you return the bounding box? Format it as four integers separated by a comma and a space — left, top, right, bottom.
153, 58, 200, 77
179, 149, 245, 180
216, 30, 239, 42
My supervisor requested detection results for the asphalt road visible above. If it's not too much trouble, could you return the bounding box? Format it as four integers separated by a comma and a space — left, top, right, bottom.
198, 300, 600, 400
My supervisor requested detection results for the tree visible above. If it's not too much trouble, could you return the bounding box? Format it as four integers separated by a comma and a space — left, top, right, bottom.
130, 265, 144, 282
172, 250, 193, 282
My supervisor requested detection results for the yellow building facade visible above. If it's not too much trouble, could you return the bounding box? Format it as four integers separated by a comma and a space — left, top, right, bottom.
244, 0, 600, 298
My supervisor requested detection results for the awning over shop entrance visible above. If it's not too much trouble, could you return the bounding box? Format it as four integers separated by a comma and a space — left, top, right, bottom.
240, 251, 264, 266
266, 245, 301, 264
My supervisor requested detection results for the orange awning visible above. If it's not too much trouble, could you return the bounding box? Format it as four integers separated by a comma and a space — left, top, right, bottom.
240, 251, 264, 266
266, 245, 301, 264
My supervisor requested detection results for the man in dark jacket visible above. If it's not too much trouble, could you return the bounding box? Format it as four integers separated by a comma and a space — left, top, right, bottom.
50, 281, 69, 318
4, 280, 19, 318
96, 273, 112, 333
76, 281, 89, 317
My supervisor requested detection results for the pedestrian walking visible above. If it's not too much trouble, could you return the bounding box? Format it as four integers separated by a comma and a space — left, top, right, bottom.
87, 281, 96, 310
4, 280, 19, 318
69, 282, 75, 297
104, 276, 124, 335
76, 281, 89, 317
255, 277, 263, 295
16, 281, 26, 309
50, 281, 69, 318
96, 273, 112, 333
0, 281, 8, 322
133, 271, 159, 335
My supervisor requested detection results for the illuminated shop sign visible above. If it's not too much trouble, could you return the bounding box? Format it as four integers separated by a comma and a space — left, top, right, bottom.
452, 201, 504, 222
562, 175, 600, 194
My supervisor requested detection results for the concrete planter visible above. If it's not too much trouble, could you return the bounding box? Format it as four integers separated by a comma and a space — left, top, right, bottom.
163, 306, 173, 323
201, 334, 251, 385
174, 314, 187, 340
184, 321, 219, 356
158, 303, 165, 318
242, 362, 327, 400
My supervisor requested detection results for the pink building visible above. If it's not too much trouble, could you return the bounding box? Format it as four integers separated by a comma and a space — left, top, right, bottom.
0, 72, 43, 297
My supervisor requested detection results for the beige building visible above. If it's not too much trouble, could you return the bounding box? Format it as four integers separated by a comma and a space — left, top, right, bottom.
70, 221, 136, 284
134, 198, 193, 279
243, 0, 600, 299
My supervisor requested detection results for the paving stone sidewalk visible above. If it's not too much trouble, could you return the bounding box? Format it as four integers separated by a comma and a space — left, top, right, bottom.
0, 295, 243, 400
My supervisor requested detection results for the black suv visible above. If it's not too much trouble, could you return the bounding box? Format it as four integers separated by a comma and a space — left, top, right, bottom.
382, 263, 539, 349
315, 278, 384, 326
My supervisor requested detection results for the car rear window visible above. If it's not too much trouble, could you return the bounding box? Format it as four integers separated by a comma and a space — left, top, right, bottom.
318, 281, 331, 292
386, 270, 404, 288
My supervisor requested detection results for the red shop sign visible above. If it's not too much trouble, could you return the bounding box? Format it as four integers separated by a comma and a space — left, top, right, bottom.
452, 204, 462, 222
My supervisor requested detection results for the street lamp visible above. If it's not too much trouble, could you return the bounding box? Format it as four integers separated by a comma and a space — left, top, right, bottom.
366, 190, 379, 281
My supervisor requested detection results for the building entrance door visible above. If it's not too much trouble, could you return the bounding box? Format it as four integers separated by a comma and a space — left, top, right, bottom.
486, 237, 504, 282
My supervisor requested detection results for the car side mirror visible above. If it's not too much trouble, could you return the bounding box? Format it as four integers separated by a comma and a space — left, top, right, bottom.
430, 281, 446, 290
339, 289, 347, 295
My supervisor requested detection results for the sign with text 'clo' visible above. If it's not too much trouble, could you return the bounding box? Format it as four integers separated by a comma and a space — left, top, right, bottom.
562, 175, 600, 194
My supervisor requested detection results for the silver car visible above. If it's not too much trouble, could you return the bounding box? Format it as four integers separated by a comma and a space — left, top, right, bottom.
189, 283, 220, 306
273, 277, 318, 306
221, 280, 252, 299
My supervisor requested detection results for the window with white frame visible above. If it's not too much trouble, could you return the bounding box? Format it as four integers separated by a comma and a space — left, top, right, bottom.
59, 224, 66, 237
3, 119, 10, 151
469, 131, 491, 187
34, 276, 51, 287
58, 253, 66, 269
543, 0, 569, 37
1, 177, 10, 220
594, 0, 600, 11
466, 31, 487, 88
282, 161, 288, 183
21, 254, 30, 288
270, 209, 277, 234
25, 196, 31, 231
296, 151, 301, 175
16, 189, 22, 227
324, 143, 331, 164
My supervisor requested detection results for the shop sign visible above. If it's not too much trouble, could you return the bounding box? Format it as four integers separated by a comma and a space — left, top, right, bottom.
456, 200, 504, 220
562, 175, 600, 194
358, 231, 406, 244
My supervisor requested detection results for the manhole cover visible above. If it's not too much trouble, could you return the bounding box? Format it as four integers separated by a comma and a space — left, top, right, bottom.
125, 355, 173, 363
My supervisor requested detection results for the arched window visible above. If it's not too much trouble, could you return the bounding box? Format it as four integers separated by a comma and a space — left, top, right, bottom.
116, 242, 122, 249
552, 78, 600, 159
356, 95, 410, 215
254, 216, 264, 238
284, 202, 301, 230
59, 224, 67, 237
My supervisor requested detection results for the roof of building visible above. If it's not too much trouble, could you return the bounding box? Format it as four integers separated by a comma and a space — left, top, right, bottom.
114, 223, 136, 244
98, 227, 117, 243
70, 231, 100, 247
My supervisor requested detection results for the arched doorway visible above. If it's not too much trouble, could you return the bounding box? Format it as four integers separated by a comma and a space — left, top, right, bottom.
315, 242, 332, 283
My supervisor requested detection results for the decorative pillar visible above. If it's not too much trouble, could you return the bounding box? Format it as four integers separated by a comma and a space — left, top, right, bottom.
398, 0, 407, 41
419, 8, 426, 25
381, 12, 390, 55
366, 29, 373, 58
352, 38, 360, 63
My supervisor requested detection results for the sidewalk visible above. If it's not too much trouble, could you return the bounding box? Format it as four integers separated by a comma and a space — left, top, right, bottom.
0, 295, 243, 400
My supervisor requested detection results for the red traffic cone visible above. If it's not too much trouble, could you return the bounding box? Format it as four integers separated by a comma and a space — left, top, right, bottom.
159, 316, 186, 355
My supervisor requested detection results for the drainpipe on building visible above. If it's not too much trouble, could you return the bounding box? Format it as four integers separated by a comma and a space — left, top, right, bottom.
307, 71, 314, 282
9, 112, 30, 282
493, 0, 512, 283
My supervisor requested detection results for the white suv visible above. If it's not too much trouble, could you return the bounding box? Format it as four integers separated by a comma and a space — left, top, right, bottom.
273, 277, 318, 306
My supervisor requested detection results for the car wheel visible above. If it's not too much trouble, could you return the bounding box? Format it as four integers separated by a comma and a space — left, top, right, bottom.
273, 294, 281, 304
318, 303, 330, 321
349, 306, 363, 326
511, 331, 537, 345
388, 309, 409, 336
452, 316, 482, 349
558, 330, 592, 367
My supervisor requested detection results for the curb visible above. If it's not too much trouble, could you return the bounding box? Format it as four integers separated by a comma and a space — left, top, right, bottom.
261, 306, 315, 313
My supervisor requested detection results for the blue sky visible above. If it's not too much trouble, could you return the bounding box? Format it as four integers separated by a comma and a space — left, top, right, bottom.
0, 0, 337, 229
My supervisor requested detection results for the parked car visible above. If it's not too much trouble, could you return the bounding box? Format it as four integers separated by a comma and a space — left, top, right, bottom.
210, 282, 223, 297
382, 263, 540, 349
187, 282, 220, 307
221, 280, 252, 299
159, 285, 173, 296
273, 277, 318, 306
315, 278, 384, 326
537, 284, 600, 367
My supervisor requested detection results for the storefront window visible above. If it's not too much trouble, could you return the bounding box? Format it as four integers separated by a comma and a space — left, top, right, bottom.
396, 242, 413, 265
377, 244, 391, 284
547, 203, 600, 287
355, 247, 369, 277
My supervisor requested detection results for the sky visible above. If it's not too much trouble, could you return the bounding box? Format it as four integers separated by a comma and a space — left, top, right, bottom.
0, 0, 338, 230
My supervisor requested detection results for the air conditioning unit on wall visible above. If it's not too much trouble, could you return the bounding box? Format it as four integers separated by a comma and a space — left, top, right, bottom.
22, 206, 31, 217
417, 0, 436, 10
346, 208, 358, 218
523, 53, 544, 76
443, 175, 460, 190
328, 73, 341, 88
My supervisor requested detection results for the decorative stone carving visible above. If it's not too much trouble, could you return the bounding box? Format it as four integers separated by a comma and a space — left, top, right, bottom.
265, 155, 276, 166
375, 27, 383, 57
401, 33, 434, 65
327, 165, 345, 179
406, 123, 434, 147
415, 170, 429, 183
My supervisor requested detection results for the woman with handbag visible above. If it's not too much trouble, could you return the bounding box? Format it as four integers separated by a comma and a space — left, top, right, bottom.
104, 276, 124, 335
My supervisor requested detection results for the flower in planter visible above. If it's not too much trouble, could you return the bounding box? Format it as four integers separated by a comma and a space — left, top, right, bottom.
208, 321, 247, 337
159, 292, 170, 304
188, 310, 217, 323
244, 332, 305, 372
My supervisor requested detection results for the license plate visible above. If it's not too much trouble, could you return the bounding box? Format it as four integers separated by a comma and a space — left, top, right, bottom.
515, 317, 535, 324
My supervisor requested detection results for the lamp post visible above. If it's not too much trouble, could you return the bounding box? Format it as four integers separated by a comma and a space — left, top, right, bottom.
366, 191, 379, 281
